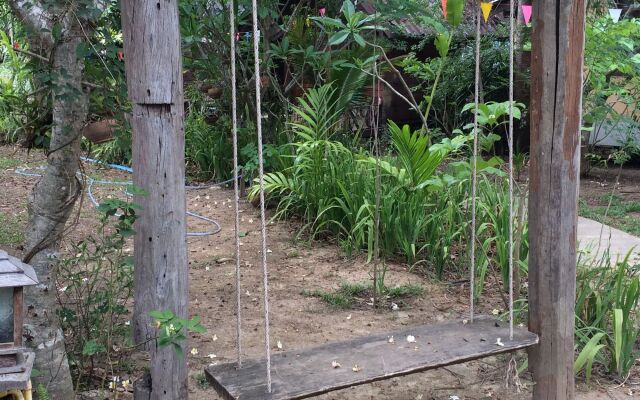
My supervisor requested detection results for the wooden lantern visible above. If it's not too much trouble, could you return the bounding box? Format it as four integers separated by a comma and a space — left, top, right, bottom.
0, 250, 37, 375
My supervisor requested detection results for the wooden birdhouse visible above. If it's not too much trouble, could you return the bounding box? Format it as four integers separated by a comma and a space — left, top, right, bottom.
0, 250, 37, 375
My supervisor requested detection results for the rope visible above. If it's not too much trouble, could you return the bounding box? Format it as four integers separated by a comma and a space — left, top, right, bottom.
229, 0, 243, 367
250, 2, 273, 392
470, 0, 481, 324
371, 5, 382, 308
508, 0, 516, 341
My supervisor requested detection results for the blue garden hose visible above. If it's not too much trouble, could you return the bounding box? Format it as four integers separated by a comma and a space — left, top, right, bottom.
15, 158, 231, 237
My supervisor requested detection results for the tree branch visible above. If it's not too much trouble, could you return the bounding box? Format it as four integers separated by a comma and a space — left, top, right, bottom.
7, 0, 55, 48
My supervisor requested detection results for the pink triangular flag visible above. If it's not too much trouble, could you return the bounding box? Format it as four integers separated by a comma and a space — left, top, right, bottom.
609, 8, 622, 23
521, 4, 532, 25
441, 0, 447, 17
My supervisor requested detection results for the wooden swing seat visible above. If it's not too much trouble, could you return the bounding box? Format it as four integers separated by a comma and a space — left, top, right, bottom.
205, 316, 538, 400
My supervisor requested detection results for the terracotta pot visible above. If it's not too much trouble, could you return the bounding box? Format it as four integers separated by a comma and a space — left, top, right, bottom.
290, 82, 314, 98
207, 87, 223, 99
260, 75, 270, 88
82, 119, 118, 144
362, 82, 385, 98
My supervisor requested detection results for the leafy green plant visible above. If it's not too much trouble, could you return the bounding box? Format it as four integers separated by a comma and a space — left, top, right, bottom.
303, 281, 423, 309
574, 332, 606, 384
313, 0, 378, 47
149, 310, 207, 358
56, 199, 137, 390
575, 252, 640, 378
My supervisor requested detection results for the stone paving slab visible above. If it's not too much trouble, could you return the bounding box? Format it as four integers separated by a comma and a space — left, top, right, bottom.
577, 217, 640, 264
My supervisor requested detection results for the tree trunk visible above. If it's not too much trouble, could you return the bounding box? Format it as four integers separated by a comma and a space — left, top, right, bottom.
121, 1, 189, 398
527, 0, 586, 398
22, 29, 87, 400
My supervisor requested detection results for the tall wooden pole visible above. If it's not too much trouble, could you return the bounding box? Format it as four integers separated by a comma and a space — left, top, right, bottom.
528, 0, 586, 398
121, 1, 188, 398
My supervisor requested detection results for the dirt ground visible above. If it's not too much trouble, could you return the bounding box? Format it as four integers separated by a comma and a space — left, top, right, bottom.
0, 144, 638, 399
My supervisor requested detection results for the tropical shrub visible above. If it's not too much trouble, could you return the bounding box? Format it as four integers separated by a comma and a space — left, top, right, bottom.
575, 252, 640, 378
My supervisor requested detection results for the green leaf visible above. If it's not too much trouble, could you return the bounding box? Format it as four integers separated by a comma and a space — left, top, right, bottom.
434, 33, 450, 58
82, 340, 106, 356
342, 0, 355, 18
328, 31, 350, 46
613, 308, 623, 374
446, 0, 465, 27
352, 33, 366, 47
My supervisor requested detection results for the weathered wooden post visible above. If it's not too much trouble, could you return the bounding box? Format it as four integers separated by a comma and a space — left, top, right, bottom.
120, 0, 188, 398
528, 0, 587, 398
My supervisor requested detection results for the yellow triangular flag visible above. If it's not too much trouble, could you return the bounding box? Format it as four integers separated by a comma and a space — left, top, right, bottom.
480, 2, 493, 23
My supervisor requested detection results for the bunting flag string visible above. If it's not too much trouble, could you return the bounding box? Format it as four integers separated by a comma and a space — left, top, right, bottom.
521, 4, 532, 25
480, 1, 493, 23
609, 8, 622, 22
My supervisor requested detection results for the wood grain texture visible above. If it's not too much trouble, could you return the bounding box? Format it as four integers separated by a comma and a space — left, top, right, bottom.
205, 317, 538, 400
0, 352, 33, 391
527, 0, 586, 399
13, 288, 22, 347
121, 0, 188, 397
121, 0, 181, 104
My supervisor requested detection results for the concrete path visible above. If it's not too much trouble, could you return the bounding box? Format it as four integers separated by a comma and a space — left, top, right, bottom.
577, 216, 640, 264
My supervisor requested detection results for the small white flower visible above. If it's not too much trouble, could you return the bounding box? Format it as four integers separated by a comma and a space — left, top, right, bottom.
331, 360, 341, 368
121, 379, 131, 390
492, 309, 500, 315
205, 266, 210, 271
213, 334, 218, 341
82, 277, 89, 283
208, 353, 217, 359
462, 319, 468, 325
124, 321, 130, 326
406, 335, 416, 343
346, 314, 352, 320
267, 249, 273, 253
277, 340, 283, 350
59, 286, 68, 292
352, 364, 361, 372
391, 302, 399, 311
388, 336, 394, 344
449, 396, 460, 400
495, 338, 504, 347
249, 219, 254, 223
190, 348, 199, 355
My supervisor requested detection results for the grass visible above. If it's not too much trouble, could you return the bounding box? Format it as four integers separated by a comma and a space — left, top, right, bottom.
194, 372, 210, 390
0, 211, 25, 246
579, 194, 640, 236
303, 281, 423, 309
0, 156, 21, 169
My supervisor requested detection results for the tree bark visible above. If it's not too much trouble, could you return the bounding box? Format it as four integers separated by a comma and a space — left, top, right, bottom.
121, 1, 189, 398
527, 0, 586, 398
23, 33, 86, 399
6, 2, 95, 398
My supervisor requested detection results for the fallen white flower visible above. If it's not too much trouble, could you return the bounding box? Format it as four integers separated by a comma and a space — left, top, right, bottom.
331, 361, 341, 368
406, 335, 416, 343
495, 338, 504, 347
